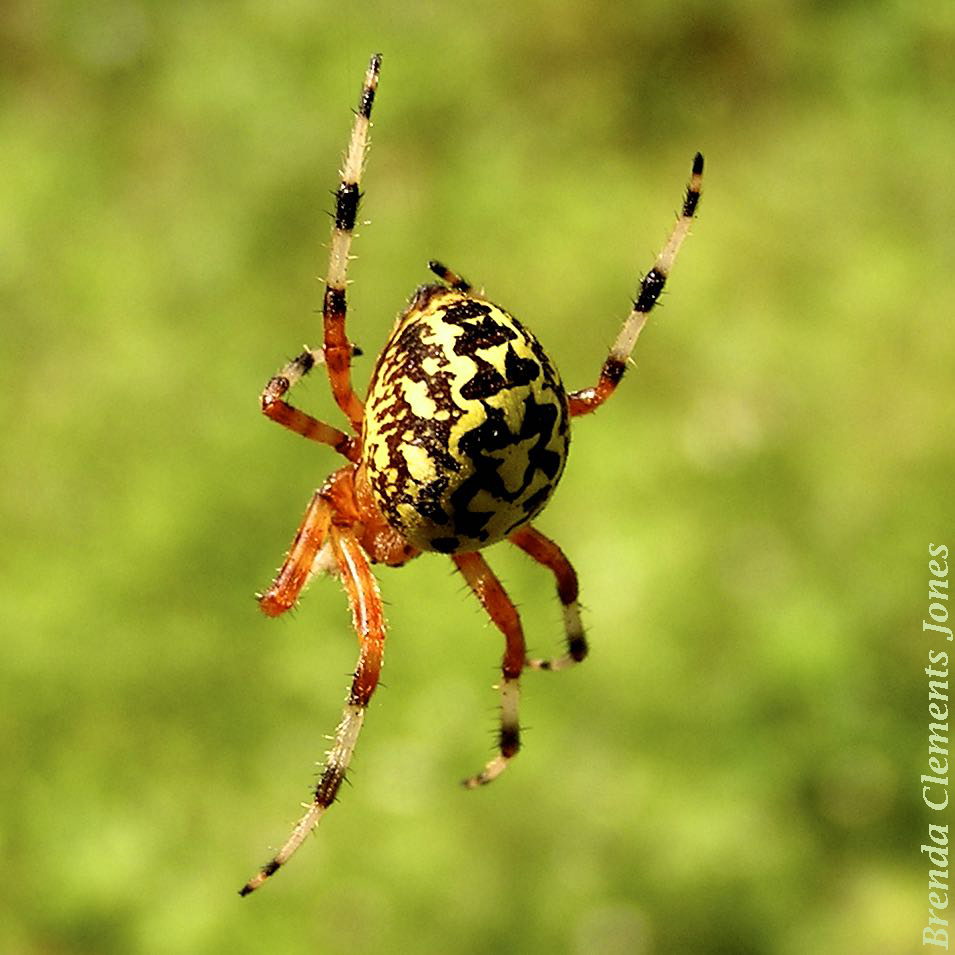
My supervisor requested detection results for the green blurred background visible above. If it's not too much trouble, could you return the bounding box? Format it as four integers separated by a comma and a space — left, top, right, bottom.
3, 2, 952, 953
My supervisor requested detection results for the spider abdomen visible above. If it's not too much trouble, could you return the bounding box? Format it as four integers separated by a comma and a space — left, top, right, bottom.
361, 285, 570, 554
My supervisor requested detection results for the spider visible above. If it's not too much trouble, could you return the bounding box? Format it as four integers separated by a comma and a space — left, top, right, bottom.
240, 52, 703, 896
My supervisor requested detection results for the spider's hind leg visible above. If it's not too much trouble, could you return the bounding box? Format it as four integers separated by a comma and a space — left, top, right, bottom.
322, 53, 382, 431
509, 525, 587, 671
568, 152, 703, 417
428, 259, 473, 293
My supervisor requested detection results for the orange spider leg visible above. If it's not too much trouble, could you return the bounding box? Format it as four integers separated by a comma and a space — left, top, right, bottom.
260, 350, 360, 462
257, 488, 333, 617
509, 525, 587, 671
322, 54, 381, 432
453, 552, 525, 789
569, 152, 703, 417
257, 467, 359, 617
241, 524, 386, 896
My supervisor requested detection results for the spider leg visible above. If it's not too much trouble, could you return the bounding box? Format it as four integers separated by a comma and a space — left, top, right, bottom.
259, 467, 360, 616
453, 552, 525, 789
257, 487, 334, 617
509, 525, 587, 671
427, 259, 472, 293
260, 349, 361, 462
241, 525, 386, 896
568, 152, 703, 417
322, 53, 382, 432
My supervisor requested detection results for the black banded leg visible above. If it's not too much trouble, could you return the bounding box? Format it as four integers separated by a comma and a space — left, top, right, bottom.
453, 552, 525, 788
509, 525, 587, 671
428, 260, 473, 293
322, 53, 382, 431
260, 348, 361, 461
568, 152, 703, 417
240, 527, 386, 896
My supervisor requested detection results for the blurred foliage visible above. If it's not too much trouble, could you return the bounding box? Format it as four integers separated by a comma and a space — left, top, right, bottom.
2, 1, 953, 953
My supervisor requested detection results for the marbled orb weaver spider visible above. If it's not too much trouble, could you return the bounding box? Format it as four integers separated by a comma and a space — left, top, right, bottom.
240, 53, 703, 896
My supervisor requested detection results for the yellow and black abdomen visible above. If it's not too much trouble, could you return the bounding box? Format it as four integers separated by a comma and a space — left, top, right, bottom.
361, 285, 570, 554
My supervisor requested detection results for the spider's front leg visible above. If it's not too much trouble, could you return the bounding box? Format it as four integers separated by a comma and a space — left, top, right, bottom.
453, 552, 525, 788
257, 486, 332, 617
241, 524, 386, 896
257, 466, 359, 615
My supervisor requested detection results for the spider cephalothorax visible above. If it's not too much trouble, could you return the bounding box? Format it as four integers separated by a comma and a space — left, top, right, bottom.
240, 53, 703, 896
